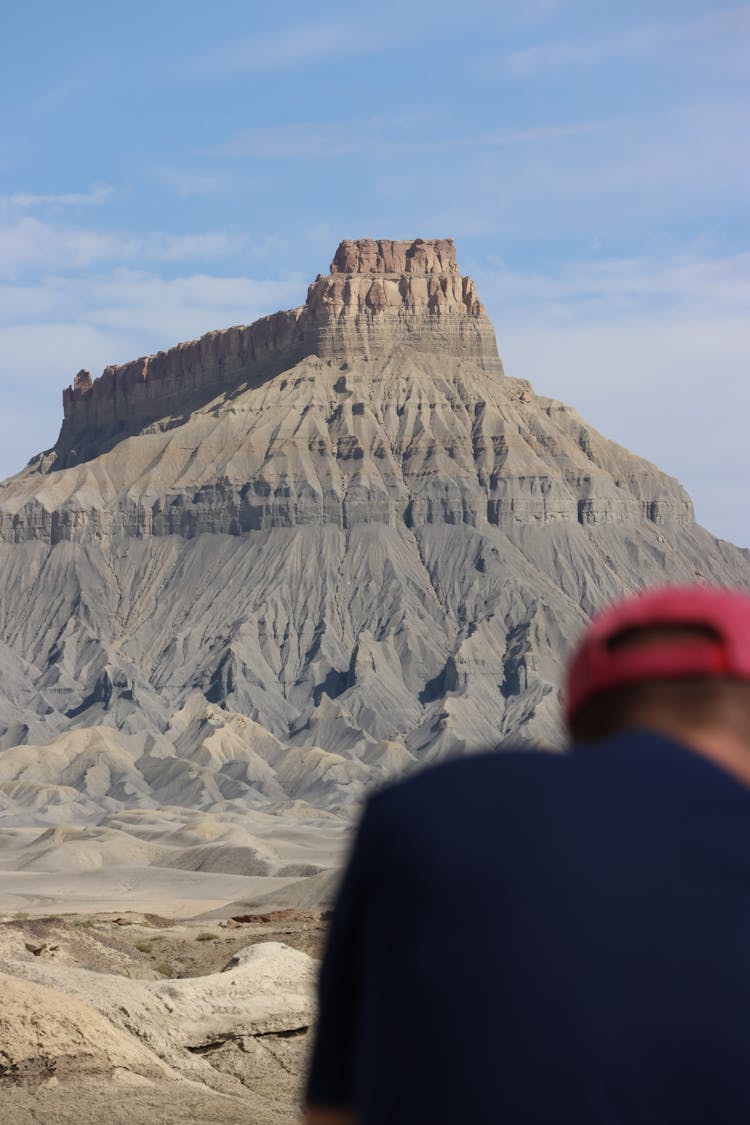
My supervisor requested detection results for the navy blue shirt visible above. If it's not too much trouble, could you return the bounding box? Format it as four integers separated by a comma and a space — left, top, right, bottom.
307, 733, 750, 1123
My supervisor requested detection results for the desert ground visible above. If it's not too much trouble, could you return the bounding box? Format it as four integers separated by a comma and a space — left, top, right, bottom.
0, 854, 341, 1123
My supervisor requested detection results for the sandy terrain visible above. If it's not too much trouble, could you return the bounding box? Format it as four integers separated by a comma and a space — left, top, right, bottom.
0, 904, 329, 1123
0, 802, 344, 1123
0, 743, 349, 1122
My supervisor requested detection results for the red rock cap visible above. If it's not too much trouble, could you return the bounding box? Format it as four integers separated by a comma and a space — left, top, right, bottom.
565, 585, 750, 730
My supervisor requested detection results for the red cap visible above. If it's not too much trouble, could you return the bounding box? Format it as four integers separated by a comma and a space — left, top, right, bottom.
564, 585, 750, 730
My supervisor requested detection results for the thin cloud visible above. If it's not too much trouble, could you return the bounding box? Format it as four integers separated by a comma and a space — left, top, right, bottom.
180, 1, 570, 83
82, 269, 304, 329
0, 269, 305, 354
149, 167, 235, 199
218, 116, 601, 159
500, 25, 662, 78
186, 19, 387, 79
475, 252, 750, 318
395, 95, 749, 241
219, 120, 385, 159
0, 217, 254, 278
145, 231, 246, 262
7, 58, 106, 122
3, 184, 114, 210
0, 217, 130, 276
495, 4, 750, 78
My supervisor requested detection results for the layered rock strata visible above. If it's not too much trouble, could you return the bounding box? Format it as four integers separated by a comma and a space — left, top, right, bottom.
2, 353, 693, 544
0, 237, 747, 796
58, 238, 502, 463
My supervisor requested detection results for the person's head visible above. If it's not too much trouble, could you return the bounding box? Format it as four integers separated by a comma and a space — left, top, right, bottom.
565, 586, 750, 752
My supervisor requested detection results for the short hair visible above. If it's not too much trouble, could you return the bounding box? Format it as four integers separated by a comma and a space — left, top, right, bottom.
570, 676, 750, 744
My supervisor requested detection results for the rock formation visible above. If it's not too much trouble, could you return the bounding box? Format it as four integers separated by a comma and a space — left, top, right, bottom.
57, 238, 501, 464
0, 237, 747, 826
0, 924, 318, 1123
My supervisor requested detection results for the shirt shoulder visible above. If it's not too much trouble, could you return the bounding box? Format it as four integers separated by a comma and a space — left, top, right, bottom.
364, 731, 723, 833
367, 746, 569, 828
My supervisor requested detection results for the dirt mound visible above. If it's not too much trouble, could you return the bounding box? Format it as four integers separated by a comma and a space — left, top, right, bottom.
0, 971, 165, 1083
0, 914, 328, 1122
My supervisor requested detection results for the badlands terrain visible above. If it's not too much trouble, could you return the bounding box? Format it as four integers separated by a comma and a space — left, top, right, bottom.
0, 238, 748, 1119
0, 908, 325, 1122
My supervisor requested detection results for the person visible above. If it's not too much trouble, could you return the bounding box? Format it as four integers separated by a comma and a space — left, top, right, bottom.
304, 585, 750, 1125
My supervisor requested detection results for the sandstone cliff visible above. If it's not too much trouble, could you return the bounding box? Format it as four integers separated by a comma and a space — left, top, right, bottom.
57, 239, 502, 464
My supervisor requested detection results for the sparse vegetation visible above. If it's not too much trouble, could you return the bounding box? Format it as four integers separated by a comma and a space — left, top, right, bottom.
73, 917, 96, 928
13, 912, 29, 920
195, 932, 215, 942
134, 940, 153, 954
155, 962, 175, 977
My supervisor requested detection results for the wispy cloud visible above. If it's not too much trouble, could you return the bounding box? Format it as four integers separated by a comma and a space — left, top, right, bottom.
0, 269, 305, 364
3, 58, 107, 125
72, 270, 304, 336
218, 115, 600, 159
501, 26, 660, 78
495, 4, 750, 78
475, 251, 750, 318
185, 19, 387, 79
386, 93, 749, 243
3, 184, 114, 210
0, 216, 256, 278
0, 218, 128, 275
218, 118, 416, 159
178, 1, 570, 83
145, 231, 247, 262
149, 167, 236, 199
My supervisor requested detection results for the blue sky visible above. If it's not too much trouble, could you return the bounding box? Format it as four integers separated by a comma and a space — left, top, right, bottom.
1, 0, 748, 543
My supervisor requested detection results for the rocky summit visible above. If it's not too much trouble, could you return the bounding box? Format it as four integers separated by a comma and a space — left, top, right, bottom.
56, 237, 501, 467
0, 238, 748, 828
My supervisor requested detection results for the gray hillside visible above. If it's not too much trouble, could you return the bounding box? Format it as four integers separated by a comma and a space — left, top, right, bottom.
0, 238, 747, 827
